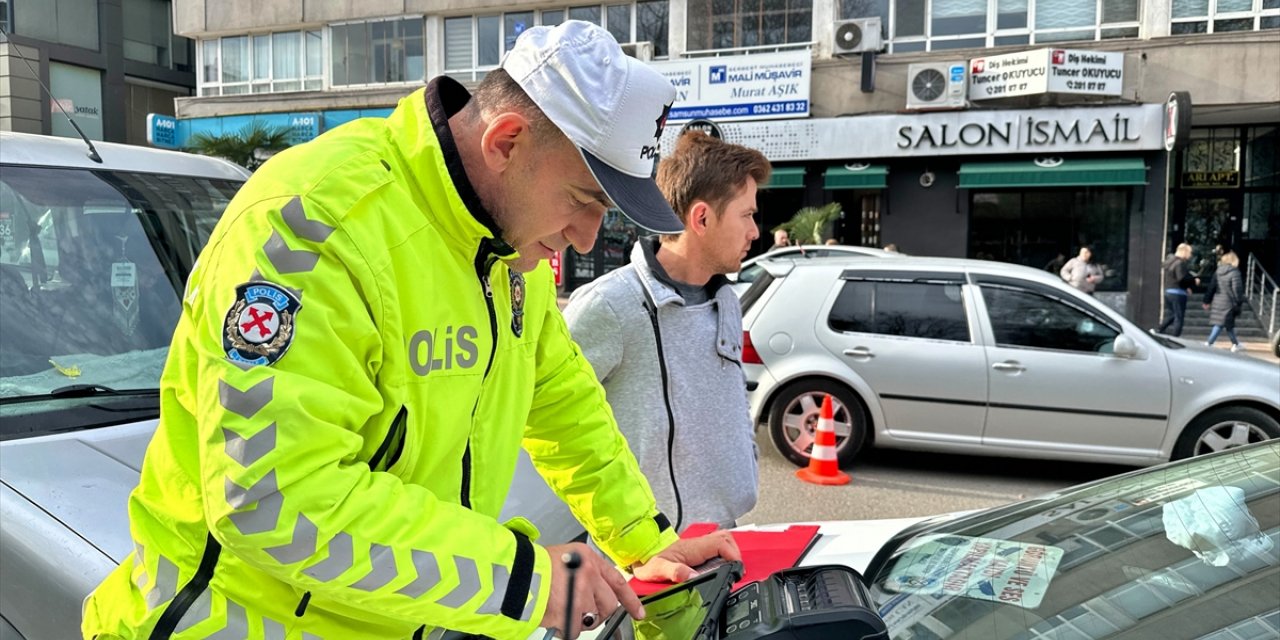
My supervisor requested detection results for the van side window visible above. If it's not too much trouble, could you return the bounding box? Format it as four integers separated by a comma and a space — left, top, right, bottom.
828, 280, 970, 342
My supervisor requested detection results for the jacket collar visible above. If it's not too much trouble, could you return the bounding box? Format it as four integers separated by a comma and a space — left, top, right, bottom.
387, 77, 516, 258
630, 238, 731, 307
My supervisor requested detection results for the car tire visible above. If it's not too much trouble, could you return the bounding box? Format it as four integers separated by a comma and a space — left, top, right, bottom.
767, 379, 868, 469
1172, 406, 1280, 460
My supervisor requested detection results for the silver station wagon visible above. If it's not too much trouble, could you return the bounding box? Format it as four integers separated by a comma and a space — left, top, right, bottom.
740, 256, 1280, 468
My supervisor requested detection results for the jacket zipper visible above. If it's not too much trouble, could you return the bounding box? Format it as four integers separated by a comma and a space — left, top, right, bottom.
148, 533, 222, 640
463, 243, 500, 508
369, 406, 408, 472
641, 294, 684, 531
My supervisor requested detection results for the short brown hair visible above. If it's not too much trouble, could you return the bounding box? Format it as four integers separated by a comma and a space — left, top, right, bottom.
656, 132, 771, 239
467, 69, 562, 143
1220, 251, 1239, 267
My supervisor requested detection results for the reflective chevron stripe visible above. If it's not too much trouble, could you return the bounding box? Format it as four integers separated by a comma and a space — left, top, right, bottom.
303, 532, 354, 582
205, 599, 249, 639
218, 378, 274, 419
437, 557, 481, 608
520, 573, 541, 622
173, 589, 211, 633
280, 197, 334, 243
352, 543, 399, 592
395, 549, 441, 598
225, 469, 278, 510
226, 478, 284, 536
144, 554, 179, 609
263, 231, 320, 274
476, 563, 510, 615
223, 423, 276, 467
264, 513, 318, 564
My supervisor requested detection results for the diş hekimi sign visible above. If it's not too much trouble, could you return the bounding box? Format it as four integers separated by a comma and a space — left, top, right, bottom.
969, 48, 1123, 101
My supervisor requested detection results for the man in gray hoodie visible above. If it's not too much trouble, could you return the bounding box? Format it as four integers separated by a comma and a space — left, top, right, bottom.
564, 132, 771, 532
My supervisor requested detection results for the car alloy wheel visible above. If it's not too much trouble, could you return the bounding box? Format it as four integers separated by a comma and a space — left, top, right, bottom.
1193, 420, 1273, 455
1174, 406, 1280, 459
767, 379, 867, 468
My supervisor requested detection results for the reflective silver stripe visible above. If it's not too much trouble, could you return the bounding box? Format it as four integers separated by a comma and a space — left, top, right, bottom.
437, 556, 480, 609
263, 617, 285, 640
174, 588, 212, 633
144, 553, 178, 609
264, 513, 318, 564
228, 488, 284, 535
520, 573, 541, 622
303, 634, 323, 640
223, 423, 276, 467
303, 531, 354, 583
225, 469, 278, 510
352, 543, 399, 592
395, 549, 441, 599
281, 196, 334, 244
132, 543, 148, 591
425, 629, 449, 640
477, 563, 510, 615
206, 599, 250, 639
249, 269, 302, 301
263, 230, 321, 274
218, 377, 274, 419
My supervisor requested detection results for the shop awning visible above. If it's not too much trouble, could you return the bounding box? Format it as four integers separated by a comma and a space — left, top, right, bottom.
766, 167, 806, 189
824, 164, 888, 189
957, 158, 1148, 188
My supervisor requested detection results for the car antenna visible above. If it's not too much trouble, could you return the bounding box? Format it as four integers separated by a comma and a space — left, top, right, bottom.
0, 27, 103, 163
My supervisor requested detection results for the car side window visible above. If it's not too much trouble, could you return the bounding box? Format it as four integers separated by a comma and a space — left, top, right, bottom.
828, 279, 970, 342
981, 285, 1119, 353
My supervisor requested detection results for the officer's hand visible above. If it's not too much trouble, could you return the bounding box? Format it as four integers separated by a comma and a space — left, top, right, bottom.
631, 531, 741, 583
542, 543, 643, 639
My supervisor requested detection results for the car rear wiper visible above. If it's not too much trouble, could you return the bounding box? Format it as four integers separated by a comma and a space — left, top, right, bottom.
0, 384, 160, 405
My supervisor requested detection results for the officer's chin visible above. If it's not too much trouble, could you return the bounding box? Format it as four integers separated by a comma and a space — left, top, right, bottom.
504, 254, 542, 273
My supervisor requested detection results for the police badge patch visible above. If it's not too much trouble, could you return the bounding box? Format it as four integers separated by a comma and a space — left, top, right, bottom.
509, 269, 525, 338
223, 281, 302, 366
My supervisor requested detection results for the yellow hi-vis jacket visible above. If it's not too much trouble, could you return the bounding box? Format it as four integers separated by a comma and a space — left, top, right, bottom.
83, 77, 677, 640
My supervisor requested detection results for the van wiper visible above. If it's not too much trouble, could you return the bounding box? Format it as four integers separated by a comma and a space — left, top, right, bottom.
0, 385, 160, 406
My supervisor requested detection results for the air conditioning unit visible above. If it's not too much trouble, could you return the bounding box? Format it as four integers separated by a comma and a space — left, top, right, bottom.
833, 18, 882, 54
619, 41, 654, 61
905, 62, 968, 110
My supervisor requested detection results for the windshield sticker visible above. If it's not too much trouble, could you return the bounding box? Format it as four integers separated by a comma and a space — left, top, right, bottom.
885, 534, 1064, 609
224, 281, 302, 367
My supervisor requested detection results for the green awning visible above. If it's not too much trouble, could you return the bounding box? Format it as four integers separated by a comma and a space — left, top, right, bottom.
766, 167, 806, 189
824, 164, 888, 189
958, 158, 1148, 188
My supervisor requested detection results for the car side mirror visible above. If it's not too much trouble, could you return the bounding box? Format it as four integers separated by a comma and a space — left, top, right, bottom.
1113, 334, 1139, 358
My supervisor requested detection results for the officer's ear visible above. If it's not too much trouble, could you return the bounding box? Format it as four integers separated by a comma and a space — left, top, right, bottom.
686, 201, 712, 237
479, 112, 533, 172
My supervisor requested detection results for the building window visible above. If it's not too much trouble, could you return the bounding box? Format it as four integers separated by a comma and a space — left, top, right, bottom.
1171, 0, 1280, 34
840, 0, 1140, 53
687, 0, 812, 52
13, 0, 98, 51
0, 1, 11, 36
444, 2, 667, 82
331, 17, 424, 87
123, 0, 193, 71
198, 30, 324, 96
970, 188, 1130, 291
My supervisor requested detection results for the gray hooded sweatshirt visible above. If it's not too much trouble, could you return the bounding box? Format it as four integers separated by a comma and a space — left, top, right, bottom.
564, 240, 758, 531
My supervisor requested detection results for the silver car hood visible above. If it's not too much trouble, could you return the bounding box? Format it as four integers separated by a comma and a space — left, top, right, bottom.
0, 419, 155, 564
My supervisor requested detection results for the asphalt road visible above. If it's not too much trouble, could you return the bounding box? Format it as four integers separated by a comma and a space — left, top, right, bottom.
740, 427, 1136, 525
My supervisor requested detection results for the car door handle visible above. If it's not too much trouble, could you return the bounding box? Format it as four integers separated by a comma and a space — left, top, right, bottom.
992, 361, 1025, 372
843, 348, 875, 359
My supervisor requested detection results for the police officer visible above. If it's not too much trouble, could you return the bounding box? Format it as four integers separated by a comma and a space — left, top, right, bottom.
84, 21, 737, 640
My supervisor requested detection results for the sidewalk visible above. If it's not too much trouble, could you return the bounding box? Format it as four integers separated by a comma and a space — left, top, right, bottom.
1204, 336, 1279, 364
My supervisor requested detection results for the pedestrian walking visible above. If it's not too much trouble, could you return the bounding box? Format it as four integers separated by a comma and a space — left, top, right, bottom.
1157, 243, 1199, 336
1204, 251, 1246, 352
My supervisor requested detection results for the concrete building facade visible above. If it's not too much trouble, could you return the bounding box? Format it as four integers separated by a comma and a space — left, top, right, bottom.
0, 0, 197, 146
164, 0, 1278, 326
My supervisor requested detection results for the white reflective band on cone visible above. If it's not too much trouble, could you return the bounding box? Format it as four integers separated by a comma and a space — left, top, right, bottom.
811, 444, 837, 461
817, 418, 835, 434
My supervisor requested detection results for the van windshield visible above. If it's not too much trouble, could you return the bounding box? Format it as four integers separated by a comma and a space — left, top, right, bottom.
0, 165, 242, 436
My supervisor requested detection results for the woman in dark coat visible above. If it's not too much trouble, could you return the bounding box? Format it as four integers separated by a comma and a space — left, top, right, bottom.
1203, 251, 1245, 352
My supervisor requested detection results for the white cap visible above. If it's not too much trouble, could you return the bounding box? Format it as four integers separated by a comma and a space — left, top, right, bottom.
502, 20, 682, 234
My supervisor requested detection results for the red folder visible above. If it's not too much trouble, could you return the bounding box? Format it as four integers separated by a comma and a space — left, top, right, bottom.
629, 523, 821, 596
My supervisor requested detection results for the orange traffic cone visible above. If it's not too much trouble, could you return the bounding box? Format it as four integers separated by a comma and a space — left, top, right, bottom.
795, 394, 850, 486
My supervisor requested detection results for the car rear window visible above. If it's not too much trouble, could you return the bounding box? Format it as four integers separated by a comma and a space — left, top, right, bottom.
740, 271, 775, 315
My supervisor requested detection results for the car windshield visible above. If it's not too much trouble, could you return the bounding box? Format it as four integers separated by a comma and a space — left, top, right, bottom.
0, 165, 241, 436
867, 442, 1280, 639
